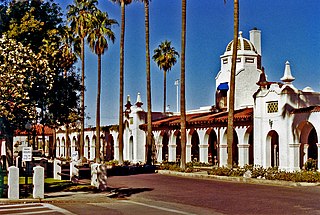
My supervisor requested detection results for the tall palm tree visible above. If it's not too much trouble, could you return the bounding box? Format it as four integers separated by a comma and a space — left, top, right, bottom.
67, 0, 98, 161
180, 0, 187, 170
110, 0, 132, 164
227, 0, 239, 167
152, 40, 179, 113
136, 0, 152, 164
87, 10, 117, 163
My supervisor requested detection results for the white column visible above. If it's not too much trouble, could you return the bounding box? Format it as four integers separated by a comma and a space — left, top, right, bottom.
303, 144, 309, 165
168, 144, 176, 162
186, 144, 192, 163
289, 143, 301, 172
199, 144, 208, 163
238, 144, 250, 167
219, 144, 228, 167
317, 143, 320, 172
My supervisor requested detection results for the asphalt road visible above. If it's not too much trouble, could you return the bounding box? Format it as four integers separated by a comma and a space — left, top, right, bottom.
2, 173, 318, 215
52, 173, 320, 215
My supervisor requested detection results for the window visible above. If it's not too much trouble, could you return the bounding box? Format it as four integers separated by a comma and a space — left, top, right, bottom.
245, 58, 254, 63
236, 58, 241, 63
267, 101, 278, 113
223, 58, 228, 64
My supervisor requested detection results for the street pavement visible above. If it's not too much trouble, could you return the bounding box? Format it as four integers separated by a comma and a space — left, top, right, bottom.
0, 171, 319, 214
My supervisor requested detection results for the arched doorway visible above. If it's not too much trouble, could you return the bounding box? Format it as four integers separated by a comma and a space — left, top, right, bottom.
129, 136, 134, 161
248, 132, 254, 165
267, 130, 279, 167
299, 122, 318, 168
162, 132, 169, 161
176, 132, 181, 162
207, 129, 218, 165
191, 131, 200, 162
233, 131, 239, 166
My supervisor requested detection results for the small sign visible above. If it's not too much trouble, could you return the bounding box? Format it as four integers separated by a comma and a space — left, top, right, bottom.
22, 147, 32, 162
71, 151, 78, 161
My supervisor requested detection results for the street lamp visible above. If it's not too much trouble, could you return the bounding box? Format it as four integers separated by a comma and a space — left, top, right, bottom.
24, 121, 32, 197
174, 79, 179, 113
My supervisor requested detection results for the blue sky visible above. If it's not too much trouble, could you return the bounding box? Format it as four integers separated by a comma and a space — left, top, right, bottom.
56, 0, 320, 126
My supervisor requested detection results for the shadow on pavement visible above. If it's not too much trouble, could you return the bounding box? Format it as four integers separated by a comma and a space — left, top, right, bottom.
106, 187, 153, 199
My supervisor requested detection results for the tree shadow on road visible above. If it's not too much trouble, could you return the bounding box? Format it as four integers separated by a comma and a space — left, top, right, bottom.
106, 187, 153, 199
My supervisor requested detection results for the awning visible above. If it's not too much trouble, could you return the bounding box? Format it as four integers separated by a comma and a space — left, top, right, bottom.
217, 82, 229, 91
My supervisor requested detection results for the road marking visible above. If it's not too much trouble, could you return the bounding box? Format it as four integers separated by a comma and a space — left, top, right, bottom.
0, 203, 76, 215
121, 200, 196, 215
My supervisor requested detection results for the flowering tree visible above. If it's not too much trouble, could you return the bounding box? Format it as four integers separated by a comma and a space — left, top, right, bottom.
0, 35, 55, 164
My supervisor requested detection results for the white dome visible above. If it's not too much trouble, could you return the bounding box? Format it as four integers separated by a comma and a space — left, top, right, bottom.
225, 31, 257, 53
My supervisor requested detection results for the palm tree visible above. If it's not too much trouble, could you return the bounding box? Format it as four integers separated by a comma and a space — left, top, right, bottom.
67, 0, 98, 161
136, 0, 152, 164
152, 40, 179, 113
87, 10, 117, 163
227, 0, 239, 167
180, 0, 187, 170
110, 0, 132, 164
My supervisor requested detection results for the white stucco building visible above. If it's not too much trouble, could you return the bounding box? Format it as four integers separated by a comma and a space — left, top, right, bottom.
52, 28, 320, 171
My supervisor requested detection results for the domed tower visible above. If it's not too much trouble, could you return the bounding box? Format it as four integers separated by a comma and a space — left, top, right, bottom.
215, 29, 262, 110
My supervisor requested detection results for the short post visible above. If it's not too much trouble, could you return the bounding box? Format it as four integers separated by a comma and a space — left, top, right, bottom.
8, 166, 19, 200
33, 166, 44, 199
53, 159, 61, 180
91, 163, 107, 191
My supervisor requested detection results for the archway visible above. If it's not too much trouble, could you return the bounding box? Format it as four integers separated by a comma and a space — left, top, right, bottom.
190, 130, 200, 162
162, 132, 169, 161
266, 130, 279, 167
56, 138, 60, 158
175, 131, 181, 162
299, 122, 318, 168
233, 131, 239, 166
85, 136, 90, 160
207, 129, 218, 165
129, 136, 134, 161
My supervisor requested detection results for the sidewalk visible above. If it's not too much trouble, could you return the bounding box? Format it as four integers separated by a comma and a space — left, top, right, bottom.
157, 170, 320, 187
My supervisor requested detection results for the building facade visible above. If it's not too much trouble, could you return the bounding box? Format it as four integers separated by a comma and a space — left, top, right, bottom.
48, 29, 320, 171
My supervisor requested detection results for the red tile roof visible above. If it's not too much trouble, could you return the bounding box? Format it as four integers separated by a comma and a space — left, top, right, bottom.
291, 106, 320, 114
140, 108, 253, 130
15, 124, 54, 136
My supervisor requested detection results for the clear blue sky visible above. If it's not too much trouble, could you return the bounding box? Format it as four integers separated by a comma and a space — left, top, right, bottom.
56, 0, 320, 126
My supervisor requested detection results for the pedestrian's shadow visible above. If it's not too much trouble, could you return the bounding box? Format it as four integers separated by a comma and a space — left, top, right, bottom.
106, 187, 153, 199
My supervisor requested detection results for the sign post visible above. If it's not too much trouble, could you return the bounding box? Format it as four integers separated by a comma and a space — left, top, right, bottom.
22, 147, 32, 197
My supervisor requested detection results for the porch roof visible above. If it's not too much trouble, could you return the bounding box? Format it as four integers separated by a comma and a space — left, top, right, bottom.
140, 108, 253, 131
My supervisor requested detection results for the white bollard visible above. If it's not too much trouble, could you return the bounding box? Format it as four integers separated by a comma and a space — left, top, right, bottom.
91, 163, 99, 187
53, 159, 61, 180
8, 166, 19, 200
70, 161, 79, 181
33, 166, 44, 199
91, 163, 107, 191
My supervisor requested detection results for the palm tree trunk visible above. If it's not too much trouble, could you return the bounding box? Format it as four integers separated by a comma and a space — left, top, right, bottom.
163, 70, 167, 113
80, 36, 85, 161
145, 0, 153, 165
118, 0, 125, 164
180, 0, 187, 170
96, 54, 101, 163
227, 0, 239, 168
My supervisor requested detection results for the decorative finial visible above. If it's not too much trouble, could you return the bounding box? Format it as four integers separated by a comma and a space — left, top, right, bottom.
239, 31, 243, 37
281, 61, 295, 84
135, 92, 143, 108
256, 67, 268, 87
125, 95, 132, 111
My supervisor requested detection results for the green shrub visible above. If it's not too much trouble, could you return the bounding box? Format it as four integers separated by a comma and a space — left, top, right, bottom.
304, 158, 317, 171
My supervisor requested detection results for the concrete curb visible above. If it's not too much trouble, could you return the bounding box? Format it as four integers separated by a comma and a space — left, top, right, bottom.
156, 170, 320, 187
